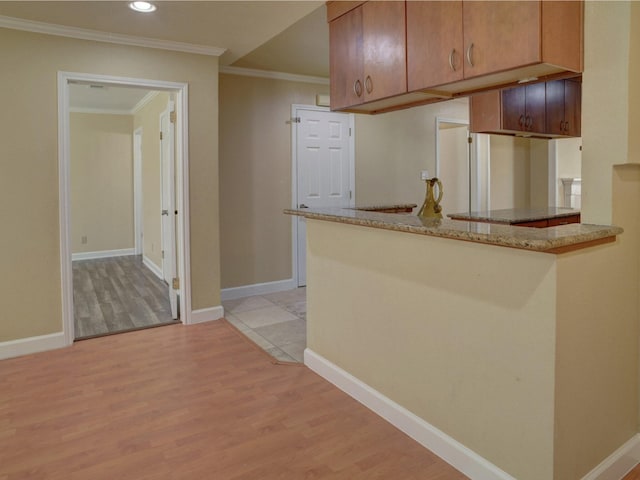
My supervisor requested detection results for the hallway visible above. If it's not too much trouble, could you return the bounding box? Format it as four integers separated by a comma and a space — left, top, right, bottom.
73, 255, 177, 339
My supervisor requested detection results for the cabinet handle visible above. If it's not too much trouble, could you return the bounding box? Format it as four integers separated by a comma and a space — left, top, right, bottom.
526, 116, 533, 130
466, 43, 474, 67
448, 49, 457, 71
519, 115, 525, 128
560, 120, 565, 132
365, 75, 373, 94
353, 79, 362, 97
564, 121, 569, 133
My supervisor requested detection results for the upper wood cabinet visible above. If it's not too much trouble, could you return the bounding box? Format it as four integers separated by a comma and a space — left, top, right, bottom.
469, 78, 581, 138
406, 1, 464, 91
407, 1, 583, 93
501, 82, 546, 133
329, 1, 406, 111
545, 78, 581, 137
461, 1, 541, 79
329, 6, 363, 110
329, 0, 583, 113
362, 2, 407, 102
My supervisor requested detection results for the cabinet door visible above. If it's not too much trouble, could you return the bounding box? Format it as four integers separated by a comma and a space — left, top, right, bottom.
407, 1, 464, 91
545, 79, 566, 135
462, 1, 541, 79
329, 6, 364, 110
502, 83, 545, 133
362, 1, 407, 102
524, 82, 546, 132
545, 79, 581, 136
501, 87, 526, 131
563, 79, 581, 137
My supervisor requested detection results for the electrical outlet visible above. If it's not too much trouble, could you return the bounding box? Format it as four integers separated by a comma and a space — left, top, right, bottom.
420, 170, 430, 180
81, 236, 87, 244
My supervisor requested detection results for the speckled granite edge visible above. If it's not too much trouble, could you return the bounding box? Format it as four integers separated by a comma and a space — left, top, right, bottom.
284, 207, 623, 253
352, 203, 417, 212
447, 207, 580, 224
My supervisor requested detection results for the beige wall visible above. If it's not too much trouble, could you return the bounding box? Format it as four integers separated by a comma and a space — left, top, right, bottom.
556, 138, 582, 181
582, 1, 632, 224
218, 73, 327, 289
555, 137, 582, 204
529, 138, 550, 207
552, 165, 639, 479
629, 3, 640, 165
355, 99, 470, 207
437, 125, 470, 216
307, 216, 638, 479
133, 92, 170, 270
488, 136, 552, 210
306, 219, 558, 479
0, 27, 219, 342
489, 135, 531, 209
70, 113, 134, 254
219, 87, 470, 289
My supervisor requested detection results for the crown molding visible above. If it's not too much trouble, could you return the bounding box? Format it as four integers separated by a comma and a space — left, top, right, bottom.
0, 15, 226, 57
220, 66, 329, 85
132, 91, 161, 114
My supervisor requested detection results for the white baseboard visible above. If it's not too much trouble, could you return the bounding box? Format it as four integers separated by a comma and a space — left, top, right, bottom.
581, 434, 640, 480
190, 306, 224, 325
304, 348, 517, 480
0, 332, 67, 361
221, 278, 297, 301
142, 255, 163, 280
72, 248, 134, 261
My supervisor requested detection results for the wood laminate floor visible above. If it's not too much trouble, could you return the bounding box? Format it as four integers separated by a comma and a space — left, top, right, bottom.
73, 255, 176, 339
0, 321, 468, 479
625, 464, 640, 479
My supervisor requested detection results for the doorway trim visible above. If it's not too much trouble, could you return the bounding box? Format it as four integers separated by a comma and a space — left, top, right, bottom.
133, 127, 143, 255
435, 117, 489, 213
159, 100, 178, 319
58, 71, 192, 346
290, 104, 355, 288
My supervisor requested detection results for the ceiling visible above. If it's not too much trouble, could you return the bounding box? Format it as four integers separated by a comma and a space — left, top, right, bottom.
0, 1, 326, 70
68, 83, 157, 112
0, 1, 331, 110
231, 5, 329, 78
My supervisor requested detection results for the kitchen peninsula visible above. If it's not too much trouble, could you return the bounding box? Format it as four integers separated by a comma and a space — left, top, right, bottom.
285, 206, 632, 480
448, 207, 581, 228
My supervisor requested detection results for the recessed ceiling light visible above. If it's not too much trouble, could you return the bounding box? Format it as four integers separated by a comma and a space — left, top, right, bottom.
129, 1, 157, 13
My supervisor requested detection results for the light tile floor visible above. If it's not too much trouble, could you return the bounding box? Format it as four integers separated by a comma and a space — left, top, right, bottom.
222, 287, 307, 363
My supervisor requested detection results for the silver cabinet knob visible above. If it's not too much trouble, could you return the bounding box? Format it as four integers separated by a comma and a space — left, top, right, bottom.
299, 204, 309, 209
161, 209, 169, 216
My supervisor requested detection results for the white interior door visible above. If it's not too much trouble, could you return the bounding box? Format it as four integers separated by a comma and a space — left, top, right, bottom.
295, 107, 354, 287
160, 104, 178, 319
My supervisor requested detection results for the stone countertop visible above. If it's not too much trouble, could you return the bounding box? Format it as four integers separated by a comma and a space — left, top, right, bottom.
284, 207, 622, 253
352, 203, 417, 212
447, 207, 580, 223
